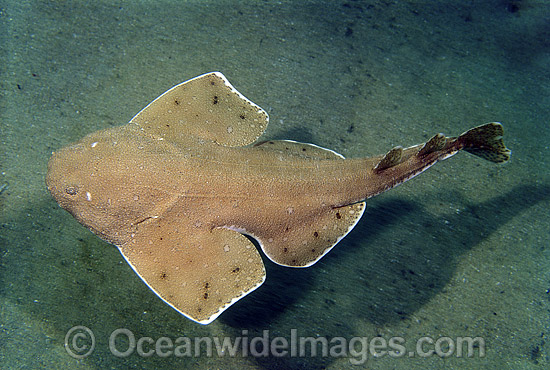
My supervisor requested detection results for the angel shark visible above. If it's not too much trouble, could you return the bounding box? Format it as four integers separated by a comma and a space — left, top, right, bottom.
46, 72, 510, 324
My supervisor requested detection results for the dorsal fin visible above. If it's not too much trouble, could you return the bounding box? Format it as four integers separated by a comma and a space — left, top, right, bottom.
130, 72, 268, 147
417, 133, 446, 157
374, 146, 403, 172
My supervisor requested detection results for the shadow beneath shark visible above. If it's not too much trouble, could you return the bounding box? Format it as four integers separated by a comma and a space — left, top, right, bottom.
347, 183, 550, 325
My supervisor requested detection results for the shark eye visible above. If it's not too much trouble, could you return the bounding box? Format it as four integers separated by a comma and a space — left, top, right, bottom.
65, 186, 78, 196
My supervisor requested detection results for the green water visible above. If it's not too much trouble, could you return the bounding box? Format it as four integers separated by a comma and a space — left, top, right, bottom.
1, 1, 549, 369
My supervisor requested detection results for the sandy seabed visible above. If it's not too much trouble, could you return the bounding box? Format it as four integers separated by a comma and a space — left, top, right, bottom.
1, 1, 549, 369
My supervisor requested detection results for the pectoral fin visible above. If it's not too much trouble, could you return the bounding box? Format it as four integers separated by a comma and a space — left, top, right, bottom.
130, 72, 269, 147
119, 218, 265, 324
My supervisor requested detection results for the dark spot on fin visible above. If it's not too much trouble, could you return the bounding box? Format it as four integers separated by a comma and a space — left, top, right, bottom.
374, 146, 403, 172
418, 133, 446, 157
459, 122, 511, 163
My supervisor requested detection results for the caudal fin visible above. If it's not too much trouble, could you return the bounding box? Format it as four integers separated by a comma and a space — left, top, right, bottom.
458, 122, 511, 163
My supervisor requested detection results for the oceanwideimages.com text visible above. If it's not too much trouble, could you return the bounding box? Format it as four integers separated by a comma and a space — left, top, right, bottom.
65, 327, 485, 364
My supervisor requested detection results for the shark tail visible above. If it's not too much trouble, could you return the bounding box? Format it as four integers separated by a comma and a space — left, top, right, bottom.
365, 122, 510, 199
457, 122, 511, 163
